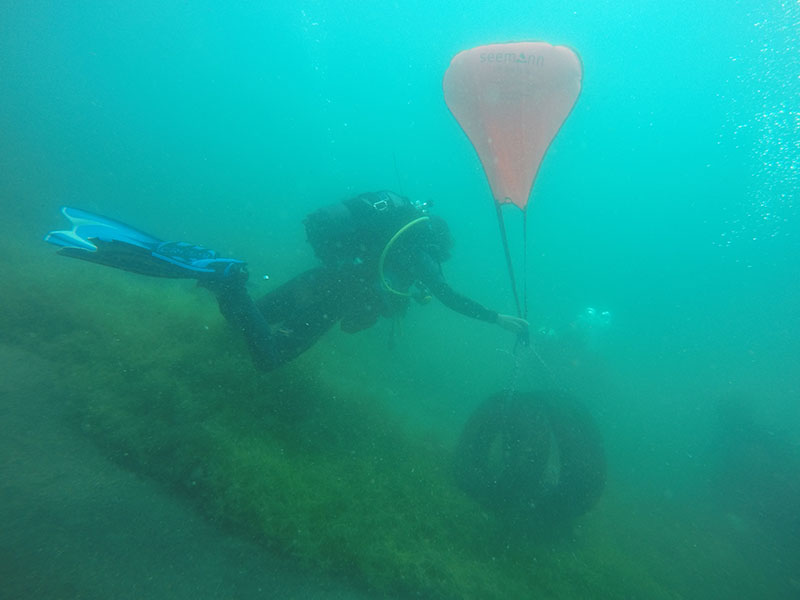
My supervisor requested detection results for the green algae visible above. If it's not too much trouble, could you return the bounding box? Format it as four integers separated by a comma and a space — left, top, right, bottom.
2, 237, 792, 599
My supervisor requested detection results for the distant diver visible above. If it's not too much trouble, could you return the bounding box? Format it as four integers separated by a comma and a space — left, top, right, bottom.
45, 193, 528, 371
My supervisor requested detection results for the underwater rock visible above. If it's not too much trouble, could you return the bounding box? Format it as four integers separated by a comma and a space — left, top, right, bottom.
453, 390, 605, 529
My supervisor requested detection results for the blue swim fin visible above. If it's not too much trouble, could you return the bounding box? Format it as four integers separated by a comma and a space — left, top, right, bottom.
45, 207, 247, 280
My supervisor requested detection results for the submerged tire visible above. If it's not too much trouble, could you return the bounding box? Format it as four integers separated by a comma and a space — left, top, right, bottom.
453, 390, 605, 525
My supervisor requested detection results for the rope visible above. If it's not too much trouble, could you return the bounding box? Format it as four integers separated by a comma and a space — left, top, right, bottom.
494, 203, 523, 318
522, 211, 528, 321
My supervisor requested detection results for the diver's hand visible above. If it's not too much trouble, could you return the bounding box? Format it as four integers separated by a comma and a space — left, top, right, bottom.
496, 313, 529, 335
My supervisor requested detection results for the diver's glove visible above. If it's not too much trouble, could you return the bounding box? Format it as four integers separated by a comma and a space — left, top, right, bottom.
495, 313, 529, 335
45, 206, 247, 282
496, 313, 530, 350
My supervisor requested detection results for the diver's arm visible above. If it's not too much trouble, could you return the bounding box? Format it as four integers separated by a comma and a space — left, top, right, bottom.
416, 254, 528, 334
425, 276, 498, 322
414, 253, 496, 322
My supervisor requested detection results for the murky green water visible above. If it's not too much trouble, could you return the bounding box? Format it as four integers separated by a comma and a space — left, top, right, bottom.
1, 2, 798, 598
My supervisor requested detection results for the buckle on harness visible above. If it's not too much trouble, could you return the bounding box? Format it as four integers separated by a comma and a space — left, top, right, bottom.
371, 191, 392, 212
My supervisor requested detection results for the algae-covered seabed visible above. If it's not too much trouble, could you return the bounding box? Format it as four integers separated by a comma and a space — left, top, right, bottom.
2, 239, 795, 599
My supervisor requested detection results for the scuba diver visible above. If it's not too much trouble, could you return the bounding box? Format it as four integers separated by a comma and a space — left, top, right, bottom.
45, 191, 528, 371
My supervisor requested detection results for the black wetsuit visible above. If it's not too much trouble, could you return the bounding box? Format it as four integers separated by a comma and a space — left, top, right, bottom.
214, 241, 497, 372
